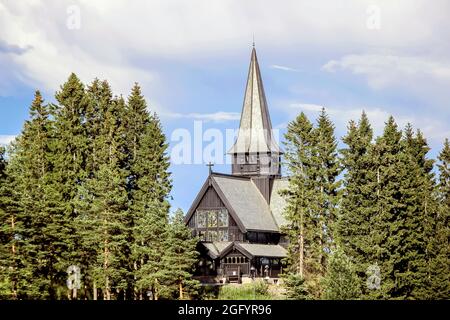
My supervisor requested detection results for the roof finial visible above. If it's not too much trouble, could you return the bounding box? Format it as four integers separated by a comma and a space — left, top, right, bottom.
252, 34, 255, 48
206, 161, 214, 175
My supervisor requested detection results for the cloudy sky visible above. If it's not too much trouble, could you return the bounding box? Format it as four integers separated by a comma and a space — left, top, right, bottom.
1, 0, 449, 212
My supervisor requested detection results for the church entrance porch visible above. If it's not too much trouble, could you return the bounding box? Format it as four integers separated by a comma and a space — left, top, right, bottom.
196, 241, 287, 284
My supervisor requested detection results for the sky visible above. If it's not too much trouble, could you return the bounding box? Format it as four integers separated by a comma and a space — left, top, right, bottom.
1, 0, 449, 212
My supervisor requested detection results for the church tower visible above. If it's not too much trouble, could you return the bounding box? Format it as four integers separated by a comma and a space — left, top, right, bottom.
228, 46, 282, 177
185, 47, 289, 282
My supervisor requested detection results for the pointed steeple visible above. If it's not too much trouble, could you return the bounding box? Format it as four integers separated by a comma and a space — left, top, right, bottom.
228, 47, 282, 155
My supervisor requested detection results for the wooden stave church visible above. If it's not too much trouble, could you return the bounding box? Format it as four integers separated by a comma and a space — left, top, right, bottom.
184, 46, 289, 284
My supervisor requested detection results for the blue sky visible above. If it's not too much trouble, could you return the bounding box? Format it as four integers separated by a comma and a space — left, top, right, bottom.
1, 0, 450, 212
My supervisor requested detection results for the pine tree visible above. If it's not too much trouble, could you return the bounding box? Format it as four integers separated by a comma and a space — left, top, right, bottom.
159, 209, 199, 299
322, 248, 361, 300
338, 112, 375, 294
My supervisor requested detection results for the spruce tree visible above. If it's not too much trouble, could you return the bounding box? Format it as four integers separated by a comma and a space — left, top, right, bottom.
52, 73, 89, 298
126, 84, 172, 300
282, 112, 314, 276
0, 140, 29, 299
75, 84, 129, 300
282, 109, 340, 298
367, 117, 433, 299
338, 112, 375, 294
2, 91, 66, 298
122, 83, 153, 299
322, 248, 361, 300
0, 146, 5, 176
159, 209, 199, 299
313, 108, 341, 262
282, 112, 317, 286
368, 116, 404, 299
0, 145, 12, 298
429, 139, 450, 299
282, 274, 310, 300
397, 125, 435, 299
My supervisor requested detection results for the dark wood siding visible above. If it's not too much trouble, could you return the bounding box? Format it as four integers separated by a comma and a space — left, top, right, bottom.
197, 186, 224, 208
187, 186, 244, 241
251, 176, 273, 202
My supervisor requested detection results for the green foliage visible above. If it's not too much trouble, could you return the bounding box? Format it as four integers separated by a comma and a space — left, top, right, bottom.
338, 112, 375, 293
159, 209, 199, 299
282, 108, 341, 298
124, 83, 173, 300
0, 75, 179, 300
428, 139, 450, 299
282, 273, 309, 300
217, 281, 276, 300
1, 72, 448, 301
322, 248, 361, 300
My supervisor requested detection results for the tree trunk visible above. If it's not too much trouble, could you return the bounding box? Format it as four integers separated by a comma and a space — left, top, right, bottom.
299, 225, 304, 278
104, 217, 110, 300
179, 281, 183, 300
93, 282, 98, 300
11, 216, 17, 299
154, 279, 159, 301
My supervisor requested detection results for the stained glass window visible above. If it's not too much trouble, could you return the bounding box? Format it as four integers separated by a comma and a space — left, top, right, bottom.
218, 209, 228, 227
207, 230, 218, 242
218, 230, 228, 242
207, 211, 217, 227
197, 210, 207, 228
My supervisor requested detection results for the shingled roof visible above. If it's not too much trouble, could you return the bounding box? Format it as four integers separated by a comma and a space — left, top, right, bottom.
201, 241, 287, 259
228, 47, 282, 155
213, 175, 279, 232
236, 243, 287, 258
185, 173, 289, 233
269, 178, 289, 228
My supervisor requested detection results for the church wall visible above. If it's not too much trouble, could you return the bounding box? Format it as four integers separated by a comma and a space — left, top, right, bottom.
187, 186, 244, 242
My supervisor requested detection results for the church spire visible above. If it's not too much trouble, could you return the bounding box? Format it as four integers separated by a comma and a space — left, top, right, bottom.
228, 46, 282, 177
228, 46, 282, 155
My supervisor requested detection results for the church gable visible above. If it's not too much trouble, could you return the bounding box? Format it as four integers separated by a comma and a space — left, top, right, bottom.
186, 178, 245, 242
197, 186, 225, 208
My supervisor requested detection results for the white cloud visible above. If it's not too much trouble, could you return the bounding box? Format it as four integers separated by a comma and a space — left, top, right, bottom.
270, 65, 300, 72
2, 0, 450, 93
162, 111, 240, 122
287, 103, 450, 144
322, 54, 450, 90
0, 135, 16, 146
1, 0, 450, 123
0, 1, 156, 102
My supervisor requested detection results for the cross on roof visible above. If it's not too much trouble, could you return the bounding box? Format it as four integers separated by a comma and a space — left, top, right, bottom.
206, 162, 214, 174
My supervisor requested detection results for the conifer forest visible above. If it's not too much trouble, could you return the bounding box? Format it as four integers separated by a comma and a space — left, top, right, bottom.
0, 74, 448, 300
